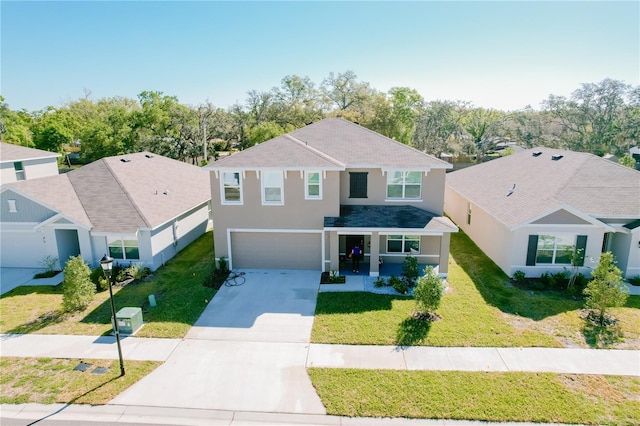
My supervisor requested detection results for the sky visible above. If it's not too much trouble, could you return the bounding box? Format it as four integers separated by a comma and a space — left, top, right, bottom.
1, 1, 638, 112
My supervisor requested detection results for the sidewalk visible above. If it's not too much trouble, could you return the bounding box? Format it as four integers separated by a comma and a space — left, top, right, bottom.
2, 333, 638, 376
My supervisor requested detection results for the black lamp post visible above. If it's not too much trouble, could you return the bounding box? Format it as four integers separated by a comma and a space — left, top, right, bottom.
100, 254, 125, 376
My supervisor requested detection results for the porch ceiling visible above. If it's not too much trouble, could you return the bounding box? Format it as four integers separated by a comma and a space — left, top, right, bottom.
324, 205, 457, 232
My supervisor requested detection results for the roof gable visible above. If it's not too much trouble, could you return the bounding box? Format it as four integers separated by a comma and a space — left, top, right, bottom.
446, 147, 640, 228
0, 142, 60, 163
207, 118, 450, 171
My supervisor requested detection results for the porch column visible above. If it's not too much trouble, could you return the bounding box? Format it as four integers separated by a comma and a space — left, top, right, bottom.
329, 231, 339, 272
439, 233, 451, 277
369, 231, 380, 277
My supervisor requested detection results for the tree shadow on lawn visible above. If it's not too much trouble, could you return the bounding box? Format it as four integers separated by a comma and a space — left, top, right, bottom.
315, 292, 402, 315
395, 317, 432, 346
450, 231, 582, 321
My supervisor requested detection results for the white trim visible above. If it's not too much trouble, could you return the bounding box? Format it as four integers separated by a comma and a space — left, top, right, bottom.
511, 205, 615, 232
220, 171, 243, 205
304, 171, 323, 200
33, 213, 91, 231
261, 170, 284, 206
385, 198, 423, 203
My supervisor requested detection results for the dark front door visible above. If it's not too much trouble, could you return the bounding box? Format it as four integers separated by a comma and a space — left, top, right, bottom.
346, 235, 364, 256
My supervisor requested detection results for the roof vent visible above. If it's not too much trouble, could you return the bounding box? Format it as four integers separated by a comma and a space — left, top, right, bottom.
145, 154, 154, 158
532, 151, 542, 157
120, 158, 131, 163
551, 155, 564, 161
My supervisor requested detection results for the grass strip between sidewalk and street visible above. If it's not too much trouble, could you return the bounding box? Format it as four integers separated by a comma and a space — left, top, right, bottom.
0, 357, 161, 405
0, 232, 216, 338
308, 368, 640, 425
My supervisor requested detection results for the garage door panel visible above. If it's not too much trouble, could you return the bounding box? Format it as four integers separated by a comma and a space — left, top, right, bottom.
1, 232, 47, 268
231, 232, 321, 270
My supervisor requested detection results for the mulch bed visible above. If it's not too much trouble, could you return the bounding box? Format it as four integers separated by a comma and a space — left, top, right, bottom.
320, 272, 346, 284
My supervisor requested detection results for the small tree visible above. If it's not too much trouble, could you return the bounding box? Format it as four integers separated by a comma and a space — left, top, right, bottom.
62, 256, 95, 312
618, 153, 636, 169
583, 252, 628, 326
413, 266, 444, 314
402, 255, 419, 285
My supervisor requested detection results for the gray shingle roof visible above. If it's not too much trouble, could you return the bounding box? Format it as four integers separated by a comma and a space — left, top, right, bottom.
0, 142, 61, 163
5, 152, 210, 234
446, 147, 640, 228
325, 205, 458, 232
207, 118, 451, 170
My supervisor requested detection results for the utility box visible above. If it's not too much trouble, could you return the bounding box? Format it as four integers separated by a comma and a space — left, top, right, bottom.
115, 307, 143, 335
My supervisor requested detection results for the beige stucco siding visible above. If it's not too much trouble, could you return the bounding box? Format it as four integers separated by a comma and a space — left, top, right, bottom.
339, 168, 446, 215
211, 170, 339, 259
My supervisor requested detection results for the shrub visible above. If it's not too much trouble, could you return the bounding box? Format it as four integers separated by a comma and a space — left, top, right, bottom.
402, 256, 419, 286
62, 256, 95, 312
539, 272, 552, 288
89, 267, 109, 291
39, 255, 59, 272
389, 275, 408, 294
373, 276, 387, 287
512, 270, 526, 283
628, 276, 640, 286
414, 266, 444, 314
125, 263, 151, 280
218, 257, 229, 273
551, 271, 570, 290
584, 252, 628, 326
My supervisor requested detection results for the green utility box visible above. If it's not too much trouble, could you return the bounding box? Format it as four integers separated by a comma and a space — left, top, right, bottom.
115, 307, 143, 335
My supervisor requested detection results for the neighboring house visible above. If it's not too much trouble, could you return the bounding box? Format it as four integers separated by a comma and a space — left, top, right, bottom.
445, 147, 640, 279
0, 142, 61, 183
1, 152, 211, 271
206, 118, 458, 277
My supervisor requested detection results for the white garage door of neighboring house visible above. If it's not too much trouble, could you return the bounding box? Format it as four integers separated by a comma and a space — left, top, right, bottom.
231, 232, 322, 270
0, 231, 47, 268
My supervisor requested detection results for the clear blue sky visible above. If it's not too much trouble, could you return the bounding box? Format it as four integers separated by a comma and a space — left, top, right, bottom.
2, 1, 638, 112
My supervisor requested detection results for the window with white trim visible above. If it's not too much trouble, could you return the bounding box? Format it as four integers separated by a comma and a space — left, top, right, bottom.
7, 199, 17, 213
387, 235, 420, 253
108, 237, 140, 260
221, 172, 242, 204
305, 171, 322, 199
386, 171, 421, 199
261, 171, 283, 205
535, 235, 574, 265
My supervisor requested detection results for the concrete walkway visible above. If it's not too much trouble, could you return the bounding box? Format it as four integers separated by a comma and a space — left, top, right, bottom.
2, 334, 638, 377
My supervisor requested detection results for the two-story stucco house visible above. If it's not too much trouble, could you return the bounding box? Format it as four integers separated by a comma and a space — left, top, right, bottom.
206, 118, 458, 277
0, 142, 60, 183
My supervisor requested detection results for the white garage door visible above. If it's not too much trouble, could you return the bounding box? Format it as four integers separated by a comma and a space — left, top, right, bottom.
231, 232, 321, 270
0, 231, 47, 268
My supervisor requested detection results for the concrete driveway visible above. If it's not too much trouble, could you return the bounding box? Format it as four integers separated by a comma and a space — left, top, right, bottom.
110, 269, 326, 414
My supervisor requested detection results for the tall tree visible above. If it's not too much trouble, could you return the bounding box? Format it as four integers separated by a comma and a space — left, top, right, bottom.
388, 87, 424, 145
460, 107, 506, 161
543, 79, 632, 155
412, 100, 466, 155
321, 70, 372, 113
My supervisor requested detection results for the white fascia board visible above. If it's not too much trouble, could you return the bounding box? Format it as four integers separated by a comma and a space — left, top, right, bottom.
0, 153, 61, 164
325, 227, 449, 235
228, 228, 323, 234
511, 204, 615, 233
381, 167, 432, 174
34, 213, 91, 231
91, 230, 139, 238
212, 166, 343, 173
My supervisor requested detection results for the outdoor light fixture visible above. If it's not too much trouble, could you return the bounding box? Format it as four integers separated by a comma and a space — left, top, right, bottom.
100, 254, 125, 376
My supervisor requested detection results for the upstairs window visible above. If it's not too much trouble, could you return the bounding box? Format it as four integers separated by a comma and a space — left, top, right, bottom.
305, 171, 322, 199
387, 235, 420, 253
349, 172, 368, 198
222, 172, 243, 204
108, 237, 140, 260
387, 171, 421, 199
262, 171, 284, 205
14, 162, 25, 181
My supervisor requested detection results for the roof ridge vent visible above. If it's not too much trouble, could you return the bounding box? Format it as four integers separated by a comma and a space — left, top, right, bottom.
551, 154, 564, 161
532, 151, 542, 157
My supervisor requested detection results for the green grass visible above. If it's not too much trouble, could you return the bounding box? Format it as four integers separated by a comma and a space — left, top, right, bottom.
0, 357, 161, 405
308, 369, 640, 425
312, 231, 640, 348
0, 232, 216, 338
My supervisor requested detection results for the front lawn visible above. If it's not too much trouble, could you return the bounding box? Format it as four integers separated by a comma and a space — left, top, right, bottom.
0, 232, 216, 338
311, 231, 640, 348
0, 357, 160, 405
308, 369, 640, 425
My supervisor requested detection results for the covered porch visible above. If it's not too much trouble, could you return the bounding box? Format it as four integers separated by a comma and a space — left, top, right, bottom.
324, 205, 458, 277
